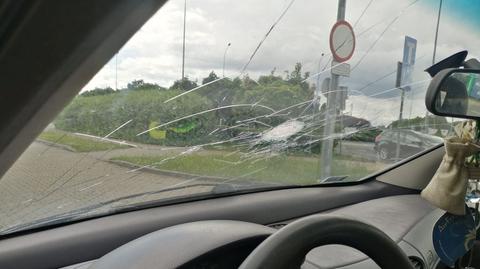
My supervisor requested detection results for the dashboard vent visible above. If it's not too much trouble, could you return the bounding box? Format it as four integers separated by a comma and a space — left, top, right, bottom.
409, 256, 424, 269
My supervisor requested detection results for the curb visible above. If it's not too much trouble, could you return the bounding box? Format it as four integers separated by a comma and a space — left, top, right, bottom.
107, 159, 283, 188
36, 139, 76, 152
73, 132, 137, 148
108, 159, 228, 182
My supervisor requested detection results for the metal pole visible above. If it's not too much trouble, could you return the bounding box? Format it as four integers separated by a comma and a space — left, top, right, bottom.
426, 0, 442, 132
395, 61, 403, 160
181, 0, 187, 81
222, 42, 231, 77
115, 53, 118, 91
432, 0, 443, 65
320, 0, 345, 180
315, 53, 325, 111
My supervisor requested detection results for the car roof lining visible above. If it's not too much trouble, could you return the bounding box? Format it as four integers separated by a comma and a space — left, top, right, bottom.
0, 0, 167, 179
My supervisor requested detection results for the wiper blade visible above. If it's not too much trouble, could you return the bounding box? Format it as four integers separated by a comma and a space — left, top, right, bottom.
319, 175, 349, 183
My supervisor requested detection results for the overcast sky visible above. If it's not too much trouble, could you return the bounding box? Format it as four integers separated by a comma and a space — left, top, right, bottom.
81, 0, 480, 125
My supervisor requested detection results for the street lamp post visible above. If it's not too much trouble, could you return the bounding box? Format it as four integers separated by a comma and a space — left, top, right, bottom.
425, 0, 443, 132
432, 0, 443, 65
181, 0, 187, 80
222, 42, 231, 77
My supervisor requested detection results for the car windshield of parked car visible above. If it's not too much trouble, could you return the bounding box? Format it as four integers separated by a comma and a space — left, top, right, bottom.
0, 0, 478, 235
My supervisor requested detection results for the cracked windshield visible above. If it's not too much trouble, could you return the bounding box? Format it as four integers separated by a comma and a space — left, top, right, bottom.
1, 0, 478, 235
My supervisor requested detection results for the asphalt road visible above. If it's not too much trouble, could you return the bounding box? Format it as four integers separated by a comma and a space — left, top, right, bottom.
337, 141, 378, 161
0, 141, 212, 233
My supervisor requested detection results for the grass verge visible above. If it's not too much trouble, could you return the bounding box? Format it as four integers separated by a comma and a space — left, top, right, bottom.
111, 151, 381, 185
38, 130, 130, 152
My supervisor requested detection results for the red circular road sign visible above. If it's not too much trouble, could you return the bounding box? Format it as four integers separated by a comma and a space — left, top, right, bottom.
329, 20, 355, 62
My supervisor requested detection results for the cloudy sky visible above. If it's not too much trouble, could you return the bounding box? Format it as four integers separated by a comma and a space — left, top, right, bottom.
81, 0, 480, 125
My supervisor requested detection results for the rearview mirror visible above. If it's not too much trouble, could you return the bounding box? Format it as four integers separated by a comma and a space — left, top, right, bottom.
426, 69, 480, 119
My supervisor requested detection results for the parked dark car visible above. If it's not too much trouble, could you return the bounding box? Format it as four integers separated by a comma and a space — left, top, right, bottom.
374, 129, 443, 160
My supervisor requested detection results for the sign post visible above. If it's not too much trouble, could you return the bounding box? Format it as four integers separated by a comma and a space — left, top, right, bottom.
395, 61, 404, 160
394, 36, 416, 159
320, 0, 355, 180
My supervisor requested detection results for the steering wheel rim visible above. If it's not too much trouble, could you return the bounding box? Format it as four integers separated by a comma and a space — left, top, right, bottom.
239, 215, 414, 269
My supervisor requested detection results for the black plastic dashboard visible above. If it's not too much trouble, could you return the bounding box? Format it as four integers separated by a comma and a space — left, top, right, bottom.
61, 194, 442, 269
0, 180, 421, 269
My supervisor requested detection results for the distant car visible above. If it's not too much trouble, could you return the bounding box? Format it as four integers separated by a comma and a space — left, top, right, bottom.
374, 129, 443, 160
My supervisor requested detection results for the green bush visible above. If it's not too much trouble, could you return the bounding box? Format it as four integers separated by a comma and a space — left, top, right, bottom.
231, 82, 312, 126
55, 89, 216, 146
56, 64, 323, 147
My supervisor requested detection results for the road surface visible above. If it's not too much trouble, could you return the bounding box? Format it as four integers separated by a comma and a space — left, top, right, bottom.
0, 141, 212, 233
0, 139, 385, 234
337, 141, 379, 162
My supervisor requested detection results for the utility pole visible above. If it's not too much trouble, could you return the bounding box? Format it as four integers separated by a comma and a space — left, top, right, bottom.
181, 0, 187, 81
425, 0, 443, 132
432, 0, 443, 65
395, 61, 403, 160
320, 0, 345, 179
115, 53, 118, 91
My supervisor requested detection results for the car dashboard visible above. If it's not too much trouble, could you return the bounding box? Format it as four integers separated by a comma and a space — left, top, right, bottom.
62, 194, 442, 269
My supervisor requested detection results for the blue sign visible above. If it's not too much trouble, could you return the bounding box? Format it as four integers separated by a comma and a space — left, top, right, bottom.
401, 36, 417, 91
432, 209, 476, 267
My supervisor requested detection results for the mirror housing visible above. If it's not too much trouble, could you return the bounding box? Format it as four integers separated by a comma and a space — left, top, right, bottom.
425, 50, 467, 77
425, 68, 480, 120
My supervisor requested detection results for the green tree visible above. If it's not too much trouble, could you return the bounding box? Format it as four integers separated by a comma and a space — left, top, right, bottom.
80, 87, 115, 97
258, 68, 283, 85
170, 77, 198, 91
287, 63, 310, 91
127, 79, 164, 91
241, 74, 257, 91
202, 71, 219, 84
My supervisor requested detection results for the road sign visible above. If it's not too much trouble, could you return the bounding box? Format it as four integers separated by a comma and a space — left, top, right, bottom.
331, 61, 351, 77
401, 36, 417, 91
329, 20, 355, 62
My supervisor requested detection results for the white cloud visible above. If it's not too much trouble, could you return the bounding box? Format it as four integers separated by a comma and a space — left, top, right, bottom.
81, 0, 480, 127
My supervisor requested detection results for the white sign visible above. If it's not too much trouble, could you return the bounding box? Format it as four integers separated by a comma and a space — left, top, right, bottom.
401, 36, 417, 91
329, 20, 355, 62
331, 61, 351, 77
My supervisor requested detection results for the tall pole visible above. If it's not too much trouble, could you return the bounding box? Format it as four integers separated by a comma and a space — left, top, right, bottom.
115, 53, 118, 91
181, 0, 187, 80
222, 42, 231, 77
314, 53, 325, 114
316, 53, 325, 99
395, 61, 404, 160
320, 0, 345, 180
432, 0, 443, 65
426, 0, 443, 132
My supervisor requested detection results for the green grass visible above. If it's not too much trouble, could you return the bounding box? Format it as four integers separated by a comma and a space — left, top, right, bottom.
111, 151, 380, 185
38, 130, 130, 152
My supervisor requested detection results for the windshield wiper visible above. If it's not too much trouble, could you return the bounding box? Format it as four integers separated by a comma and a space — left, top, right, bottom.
319, 175, 349, 183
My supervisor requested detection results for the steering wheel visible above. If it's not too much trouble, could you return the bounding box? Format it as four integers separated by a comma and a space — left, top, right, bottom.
239, 215, 414, 269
